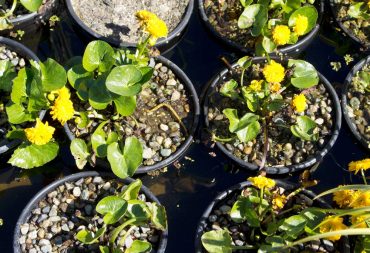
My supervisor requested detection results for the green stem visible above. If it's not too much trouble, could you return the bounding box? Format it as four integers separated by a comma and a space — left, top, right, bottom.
230, 244, 256, 250
241, 69, 246, 87
118, 226, 136, 246
136, 36, 150, 59
109, 218, 145, 244
212, 134, 235, 142
258, 187, 264, 215
361, 169, 368, 185
1, 0, 17, 19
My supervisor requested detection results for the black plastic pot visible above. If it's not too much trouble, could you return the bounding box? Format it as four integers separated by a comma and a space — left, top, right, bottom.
13, 171, 168, 253
0, 36, 41, 156
65, 0, 194, 52
194, 180, 350, 253
64, 55, 200, 174
329, 0, 370, 50
1, 0, 60, 35
342, 56, 370, 152
198, 0, 324, 56
203, 57, 342, 174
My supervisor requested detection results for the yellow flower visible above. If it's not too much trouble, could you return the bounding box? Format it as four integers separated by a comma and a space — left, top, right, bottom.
351, 215, 369, 228
348, 158, 370, 174
293, 15, 308, 36
249, 80, 263, 92
319, 216, 347, 241
272, 25, 291, 46
136, 10, 168, 44
248, 175, 276, 190
25, 119, 55, 146
263, 60, 285, 84
270, 83, 281, 92
350, 191, 370, 208
292, 94, 307, 113
50, 87, 74, 125
272, 194, 287, 210
333, 188, 357, 208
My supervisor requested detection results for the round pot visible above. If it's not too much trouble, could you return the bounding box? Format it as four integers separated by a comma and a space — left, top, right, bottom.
203, 57, 342, 174
0, 36, 41, 156
194, 180, 350, 253
64, 55, 200, 174
198, 0, 324, 56
13, 171, 168, 253
342, 56, 370, 152
65, 0, 194, 52
329, 0, 370, 50
1, 0, 60, 35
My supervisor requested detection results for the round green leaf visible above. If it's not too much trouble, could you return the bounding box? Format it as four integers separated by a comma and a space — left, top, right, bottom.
20, 0, 42, 12
82, 41, 115, 72
288, 6, 318, 36
76, 226, 106, 245
125, 240, 152, 253
67, 64, 93, 89
106, 65, 143, 96
113, 96, 137, 116
201, 229, 233, 253
40, 58, 67, 92
96, 196, 128, 225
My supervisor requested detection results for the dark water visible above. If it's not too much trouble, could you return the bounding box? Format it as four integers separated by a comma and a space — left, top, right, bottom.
0, 2, 368, 252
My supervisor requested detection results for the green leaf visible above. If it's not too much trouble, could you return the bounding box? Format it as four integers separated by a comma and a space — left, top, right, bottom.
262, 36, 276, 53
230, 197, 260, 227
39, 58, 67, 92
6, 103, 33, 124
20, 0, 43, 12
240, 0, 253, 7
67, 64, 93, 89
150, 202, 168, 231
238, 4, 261, 29
88, 75, 112, 110
114, 95, 137, 116
291, 115, 318, 141
237, 56, 252, 69
285, 0, 300, 12
279, 215, 307, 239
107, 137, 143, 179
6, 129, 26, 141
0, 60, 16, 92
138, 66, 154, 84
10, 68, 28, 104
99, 246, 110, 253
96, 196, 128, 225
288, 59, 319, 89
8, 142, 59, 169
76, 226, 106, 244
251, 5, 268, 37
288, 6, 318, 36
126, 200, 151, 219
201, 229, 233, 253
106, 65, 143, 96
223, 108, 240, 132
91, 121, 108, 158
70, 138, 90, 170
348, 2, 363, 18
266, 99, 284, 111
82, 41, 115, 72
220, 79, 239, 100
125, 240, 152, 253
120, 179, 142, 200
236, 120, 260, 143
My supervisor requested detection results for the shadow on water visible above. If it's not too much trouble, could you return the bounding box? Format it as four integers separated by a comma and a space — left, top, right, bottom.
0, 1, 368, 253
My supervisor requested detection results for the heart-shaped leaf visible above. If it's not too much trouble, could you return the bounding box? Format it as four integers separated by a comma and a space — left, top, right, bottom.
113, 95, 137, 116
120, 179, 142, 200
39, 58, 67, 92
238, 4, 261, 29
288, 59, 319, 89
290, 115, 318, 141
106, 65, 143, 96
96, 196, 128, 225
149, 202, 167, 231
0, 60, 16, 92
20, 0, 43, 12
76, 226, 107, 244
82, 41, 115, 72
230, 197, 260, 227
91, 121, 108, 158
125, 240, 152, 253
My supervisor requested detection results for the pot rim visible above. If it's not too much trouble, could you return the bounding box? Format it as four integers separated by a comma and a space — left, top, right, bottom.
13, 171, 168, 253
328, 0, 370, 49
341, 55, 370, 152
0, 36, 40, 155
63, 55, 200, 174
197, 0, 325, 55
203, 56, 342, 174
194, 179, 350, 253
65, 0, 194, 48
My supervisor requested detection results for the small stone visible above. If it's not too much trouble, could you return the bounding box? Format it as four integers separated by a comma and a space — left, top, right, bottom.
143, 148, 154, 159
38, 229, 45, 239
20, 224, 29, 235
28, 230, 37, 240
81, 189, 90, 200
61, 224, 70, 232
49, 206, 58, 217
315, 118, 324, 125
73, 187, 81, 197
208, 215, 217, 222
163, 138, 172, 148
125, 236, 134, 248
219, 205, 231, 214
166, 78, 177, 86
235, 240, 244, 246
42, 206, 50, 214
171, 90, 181, 101
160, 124, 169, 131
160, 149, 171, 157
39, 239, 50, 246
41, 244, 52, 253
93, 177, 103, 184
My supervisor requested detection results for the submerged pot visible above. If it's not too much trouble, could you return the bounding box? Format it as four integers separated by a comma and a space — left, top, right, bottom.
203, 57, 342, 174
342, 56, 370, 152
64, 55, 200, 174
329, 0, 370, 50
13, 171, 168, 253
194, 180, 350, 253
65, 0, 194, 52
0, 36, 40, 155
198, 0, 324, 56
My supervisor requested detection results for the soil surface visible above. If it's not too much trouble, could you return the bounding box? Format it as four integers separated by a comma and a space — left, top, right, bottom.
69, 59, 194, 168
71, 0, 189, 44
18, 176, 162, 253
345, 62, 370, 149
207, 64, 335, 169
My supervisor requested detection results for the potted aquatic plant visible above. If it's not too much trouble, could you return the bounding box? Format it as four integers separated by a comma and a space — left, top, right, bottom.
204, 56, 341, 174
64, 11, 199, 178
14, 171, 168, 253
199, 0, 323, 55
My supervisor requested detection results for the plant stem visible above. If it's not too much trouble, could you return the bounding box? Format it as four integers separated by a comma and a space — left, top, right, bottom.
146, 103, 188, 135
240, 69, 246, 87
361, 169, 368, 185
212, 134, 234, 142
109, 218, 142, 244
136, 36, 150, 59
230, 244, 256, 250
1, 0, 17, 19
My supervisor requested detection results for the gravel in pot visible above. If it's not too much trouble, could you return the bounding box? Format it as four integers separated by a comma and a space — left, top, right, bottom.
342, 56, 370, 151
0, 36, 39, 155
65, 0, 194, 50
329, 0, 370, 49
194, 179, 350, 253
204, 57, 341, 174
64, 55, 200, 174
198, 0, 324, 55
14, 171, 168, 253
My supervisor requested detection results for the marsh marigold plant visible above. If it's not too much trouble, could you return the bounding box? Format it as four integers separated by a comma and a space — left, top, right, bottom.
25, 119, 55, 146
